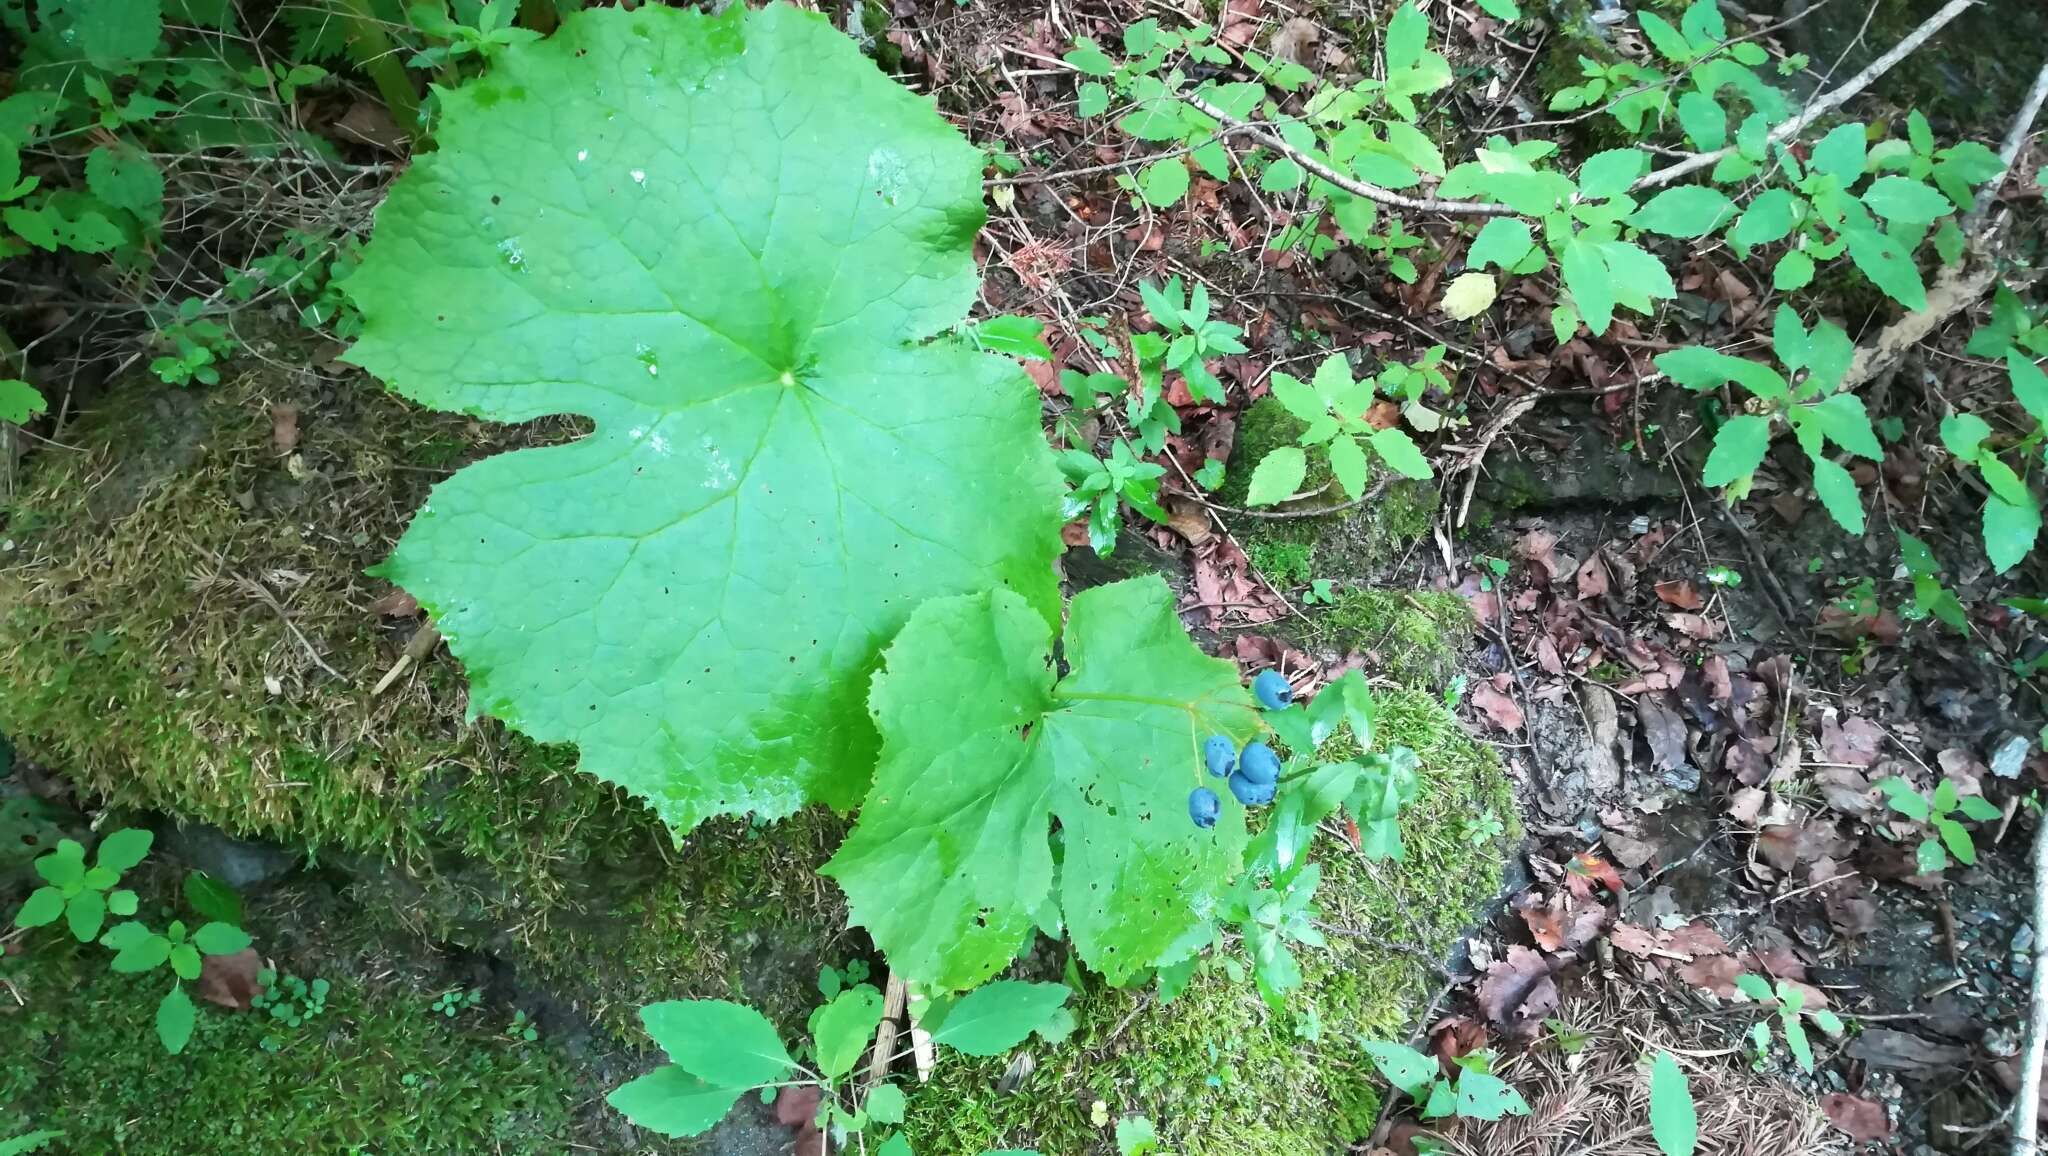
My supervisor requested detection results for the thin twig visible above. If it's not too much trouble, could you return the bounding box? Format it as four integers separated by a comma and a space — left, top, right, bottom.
2016, 809, 2048, 1156
1970, 55, 2048, 226
1638, 0, 1978, 190
1177, 93, 1517, 216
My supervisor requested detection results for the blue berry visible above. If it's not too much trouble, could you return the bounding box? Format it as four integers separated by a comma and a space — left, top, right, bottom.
1235, 741, 1280, 785
1203, 735, 1236, 778
1251, 670, 1293, 710
1188, 787, 1221, 828
1227, 771, 1276, 807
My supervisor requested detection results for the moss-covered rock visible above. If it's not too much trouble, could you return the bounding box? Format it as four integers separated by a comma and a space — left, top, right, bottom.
903, 690, 1515, 1155
0, 935, 583, 1152
0, 361, 844, 1045
1309, 589, 1476, 688
1221, 396, 1441, 587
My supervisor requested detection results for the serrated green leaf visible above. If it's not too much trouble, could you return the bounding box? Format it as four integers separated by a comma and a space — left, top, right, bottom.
1806, 394, 1881, 458
1809, 455, 1865, 534
1629, 185, 1737, 238
1702, 414, 1772, 488
157, 984, 196, 1055
1958, 795, 2002, 821
1811, 123, 1868, 183
1559, 237, 1614, 335
112, 934, 173, 974
45, 0, 163, 67
1440, 271, 1497, 321
64, 890, 104, 943
607, 1065, 743, 1137
1650, 1051, 1697, 1156
1467, 217, 1534, 271
1115, 1116, 1159, 1156
1076, 82, 1108, 118
1475, 0, 1521, 19
1245, 446, 1309, 506
94, 828, 153, 873
1732, 188, 1799, 247
1984, 494, 2041, 573
1385, 2, 1429, 73
1595, 239, 1676, 311
1916, 837, 1949, 875
1861, 176, 1952, 224
14, 887, 64, 929
640, 1000, 793, 1087
85, 146, 163, 225
1456, 1069, 1531, 1120
866, 1083, 908, 1124
1577, 148, 1648, 201
929, 980, 1072, 1056
1328, 433, 1370, 500
183, 873, 242, 925
1260, 156, 1303, 192
1940, 413, 1992, 462
1734, 973, 1774, 1001
1370, 428, 1433, 479
1675, 91, 1725, 150
1637, 12, 1693, 64
1064, 38, 1114, 76
1362, 1039, 1438, 1098
1773, 249, 1815, 291
2008, 350, 2048, 426
825, 579, 1262, 988
1845, 228, 1926, 310
1140, 158, 1190, 206
192, 921, 252, 956
809, 985, 884, 1077
341, 4, 1063, 835
171, 943, 203, 981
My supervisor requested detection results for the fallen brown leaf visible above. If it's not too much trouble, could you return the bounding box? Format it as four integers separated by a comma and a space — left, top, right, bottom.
1470, 679, 1525, 732
1820, 1093, 1891, 1143
197, 948, 262, 1010
1653, 579, 1704, 610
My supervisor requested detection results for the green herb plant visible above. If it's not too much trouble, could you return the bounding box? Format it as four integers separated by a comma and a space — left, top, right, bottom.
429, 987, 483, 1018
252, 969, 331, 1051
1059, 440, 1168, 556
1940, 350, 2048, 571
12, 828, 152, 943
606, 981, 1072, 1147
100, 916, 255, 1054
1874, 775, 2003, 873
1732, 974, 1842, 1073
1897, 532, 1967, 632
1655, 305, 1880, 533
1244, 351, 1436, 507
1362, 1040, 1532, 1122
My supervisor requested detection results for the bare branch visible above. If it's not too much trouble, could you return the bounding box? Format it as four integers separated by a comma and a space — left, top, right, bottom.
2017, 810, 2048, 1156
1177, 93, 1517, 216
1970, 56, 2048, 225
1638, 0, 1977, 189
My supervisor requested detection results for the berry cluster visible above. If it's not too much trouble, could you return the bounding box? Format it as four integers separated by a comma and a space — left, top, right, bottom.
1187, 669, 1295, 828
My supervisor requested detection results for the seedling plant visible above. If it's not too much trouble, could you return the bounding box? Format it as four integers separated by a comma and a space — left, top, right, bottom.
1874, 775, 2003, 873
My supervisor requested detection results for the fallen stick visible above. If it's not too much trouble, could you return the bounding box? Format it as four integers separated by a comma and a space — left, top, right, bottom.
2016, 809, 2048, 1156
1638, 0, 1978, 190
1840, 256, 1997, 392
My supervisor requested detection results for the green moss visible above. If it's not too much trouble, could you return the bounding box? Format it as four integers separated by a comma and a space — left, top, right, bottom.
903, 691, 1514, 1156
1217, 395, 1328, 509
1308, 589, 1475, 687
0, 938, 580, 1152
0, 359, 848, 1059
1246, 539, 1314, 587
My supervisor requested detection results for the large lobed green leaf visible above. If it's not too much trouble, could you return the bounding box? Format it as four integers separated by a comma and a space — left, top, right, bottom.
343, 3, 1063, 834
824, 577, 1264, 989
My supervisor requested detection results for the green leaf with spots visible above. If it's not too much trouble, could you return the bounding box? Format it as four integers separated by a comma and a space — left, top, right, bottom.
1809, 456, 1865, 534
824, 578, 1263, 989
1845, 228, 1926, 309
343, 4, 1064, 836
